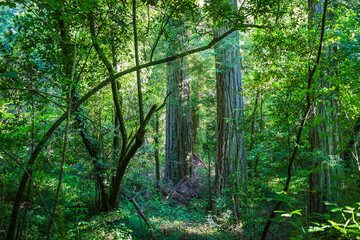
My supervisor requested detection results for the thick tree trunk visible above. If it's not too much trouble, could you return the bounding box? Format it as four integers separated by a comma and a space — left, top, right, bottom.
214, 0, 247, 196
309, 120, 326, 214
164, 22, 192, 184
308, 0, 338, 216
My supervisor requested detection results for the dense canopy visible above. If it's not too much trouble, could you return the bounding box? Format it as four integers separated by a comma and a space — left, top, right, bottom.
1, 0, 359, 239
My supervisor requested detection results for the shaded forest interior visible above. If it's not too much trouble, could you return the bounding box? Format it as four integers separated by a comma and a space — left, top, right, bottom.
1, 0, 360, 239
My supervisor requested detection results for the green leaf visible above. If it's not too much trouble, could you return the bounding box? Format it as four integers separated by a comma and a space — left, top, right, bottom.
281, 213, 291, 217
309, 226, 326, 232
331, 208, 342, 212
290, 209, 302, 216
324, 201, 337, 206
345, 206, 355, 211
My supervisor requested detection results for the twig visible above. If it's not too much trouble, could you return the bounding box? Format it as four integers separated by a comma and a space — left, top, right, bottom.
150, 4, 180, 62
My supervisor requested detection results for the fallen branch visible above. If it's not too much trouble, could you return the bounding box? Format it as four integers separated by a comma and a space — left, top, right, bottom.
164, 175, 189, 200
122, 193, 155, 239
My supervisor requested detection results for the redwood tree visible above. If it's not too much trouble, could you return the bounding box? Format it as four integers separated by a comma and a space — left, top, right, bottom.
214, 0, 247, 196
164, 21, 192, 184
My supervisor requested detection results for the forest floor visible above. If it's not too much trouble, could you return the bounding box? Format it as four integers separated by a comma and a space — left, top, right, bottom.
120, 157, 243, 240
0, 157, 267, 240
78, 157, 246, 240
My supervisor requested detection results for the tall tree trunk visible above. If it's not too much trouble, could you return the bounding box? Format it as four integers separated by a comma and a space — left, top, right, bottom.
308, 120, 325, 214
154, 113, 160, 187
191, 80, 201, 158
261, 2, 329, 237
164, 22, 192, 184
308, 0, 338, 216
214, 0, 247, 196
249, 90, 260, 152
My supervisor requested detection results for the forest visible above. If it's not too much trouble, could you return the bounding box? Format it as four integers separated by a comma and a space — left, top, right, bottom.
0, 0, 359, 239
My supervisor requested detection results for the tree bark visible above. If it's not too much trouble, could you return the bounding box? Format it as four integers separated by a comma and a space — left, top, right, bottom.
154, 114, 160, 187
214, 0, 247, 196
308, 0, 337, 216
164, 21, 192, 184
191, 81, 201, 158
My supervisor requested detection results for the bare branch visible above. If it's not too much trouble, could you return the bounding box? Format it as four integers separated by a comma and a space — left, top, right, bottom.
155, 91, 172, 112
150, 4, 180, 62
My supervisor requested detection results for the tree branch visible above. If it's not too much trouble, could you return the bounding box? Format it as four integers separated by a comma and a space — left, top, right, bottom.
150, 4, 180, 62
89, 13, 114, 75
133, 0, 144, 125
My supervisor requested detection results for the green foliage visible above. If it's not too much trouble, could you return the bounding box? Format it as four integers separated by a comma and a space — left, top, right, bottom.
309, 202, 360, 239
72, 210, 133, 240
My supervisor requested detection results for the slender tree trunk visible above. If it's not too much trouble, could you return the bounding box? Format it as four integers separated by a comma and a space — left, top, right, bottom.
253, 92, 263, 177
154, 114, 160, 187
133, 0, 144, 125
46, 44, 76, 238
249, 90, 259, 152
248, 90, 260, 177
207, 150, 212, 211
109, 104, 160, 207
